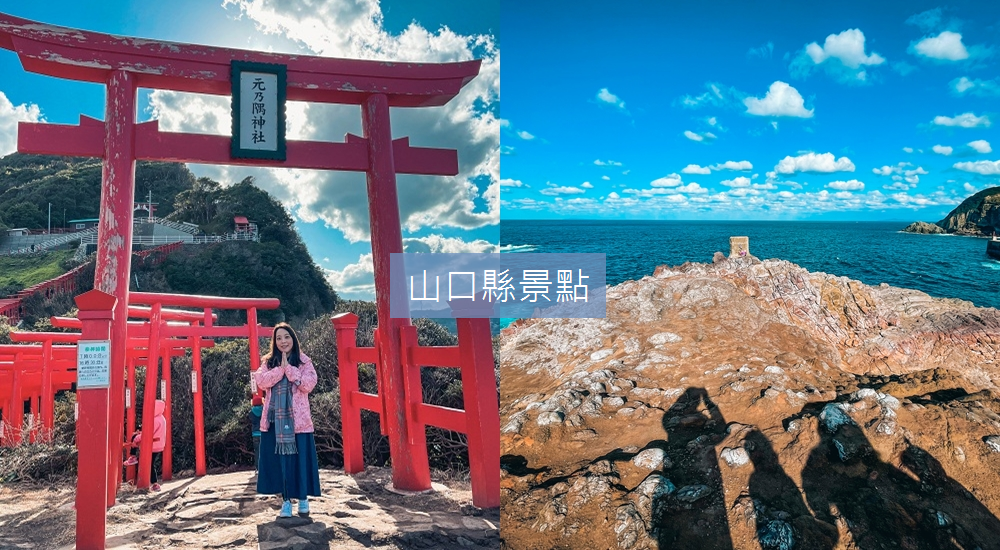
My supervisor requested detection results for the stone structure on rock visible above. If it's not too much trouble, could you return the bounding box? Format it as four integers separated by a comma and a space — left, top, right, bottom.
729, 236, 749, 258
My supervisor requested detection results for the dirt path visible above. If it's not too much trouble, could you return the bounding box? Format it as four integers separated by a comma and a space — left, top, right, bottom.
0, 467, 499, 549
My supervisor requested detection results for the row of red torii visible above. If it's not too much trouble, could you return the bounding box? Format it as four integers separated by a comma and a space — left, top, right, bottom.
0, 291, 497, 500
0, 11, 499, 548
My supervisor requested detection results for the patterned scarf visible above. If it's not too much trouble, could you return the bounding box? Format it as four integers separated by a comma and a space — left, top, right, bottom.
272, 376, 297, 455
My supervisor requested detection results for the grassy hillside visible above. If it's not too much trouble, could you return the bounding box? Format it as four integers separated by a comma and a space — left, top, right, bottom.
0, 250, 74, 296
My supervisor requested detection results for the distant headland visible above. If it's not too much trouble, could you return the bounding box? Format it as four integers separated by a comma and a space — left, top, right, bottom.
902, 186, 1000, 237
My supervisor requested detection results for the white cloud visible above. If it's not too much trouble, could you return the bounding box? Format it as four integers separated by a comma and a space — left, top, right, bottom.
601, 175, 610, 180
708, 117, 718, 126
964, 182, 977, 193
581, 181, 594, 189
403, 234, 497, 254
337, 234, 497, 298
827, 179, 865, 191
744, 81, 814, 118
623, 187, 680, 198
0, 90, 42, 156
872, 166, 894, 176
950, 76, 1000, 97
650, 174, 683, 187
905, 8, 942, 33
747, 41, 774, 59
712, 160, 753, 171
325, 253, 375, 298
932, 144, 953, 155
968, 140, 992, 153
681, 164, 711, 174
793, 29, 884, 83
805, 29, 885, 68
684, 130, 716, 142
911, 31, 969, 61
774, 152, 855, 174
954, 160, 1000, 175
883, 182, 910, 191
681, 82, 744, 109
676, 183, 708, 194
517, 130, 535, 140
594, 159, 623, 166
540, 185, 585, 195
607, 192, 620, 199
903, 147, 914, 153
932, 112, 991, 128
596, 88, 627, 112
720, 176, 752, 188
500, 178, 524, 188
157, 0, 501, 244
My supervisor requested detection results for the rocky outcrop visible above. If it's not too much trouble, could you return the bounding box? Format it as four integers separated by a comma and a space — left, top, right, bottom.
901, 221, 946, 234
934, 186, 1000, 236
0, 468, 499, 549
500, 256, 1000, 550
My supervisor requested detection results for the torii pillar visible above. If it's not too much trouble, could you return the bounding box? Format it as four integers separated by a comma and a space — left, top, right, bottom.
363, 94, 429, 491
95, 70, 138, 505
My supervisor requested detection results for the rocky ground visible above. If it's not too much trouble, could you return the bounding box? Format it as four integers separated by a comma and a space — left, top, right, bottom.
0, 467, 499, 549
500, 255, 1000, 550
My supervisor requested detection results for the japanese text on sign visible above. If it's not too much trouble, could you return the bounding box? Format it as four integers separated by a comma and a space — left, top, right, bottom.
77, 340, 111, 389
239, 71, 278, 151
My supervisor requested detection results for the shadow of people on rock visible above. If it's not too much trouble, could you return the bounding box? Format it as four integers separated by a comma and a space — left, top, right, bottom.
801, 401, 1000, 550
899, 441, 1000, 549
654, 387, 733, 550
743, 428, 835, 550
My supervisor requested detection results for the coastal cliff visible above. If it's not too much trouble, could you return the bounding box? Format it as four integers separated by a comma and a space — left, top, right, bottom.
903, 186, 1000, 237
500, 255, 1000, 550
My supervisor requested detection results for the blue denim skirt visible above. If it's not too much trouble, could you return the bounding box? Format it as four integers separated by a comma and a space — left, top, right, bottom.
257, 430, 322, 500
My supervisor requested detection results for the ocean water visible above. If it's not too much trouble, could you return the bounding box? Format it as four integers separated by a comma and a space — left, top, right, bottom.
500, 220, 1000, 310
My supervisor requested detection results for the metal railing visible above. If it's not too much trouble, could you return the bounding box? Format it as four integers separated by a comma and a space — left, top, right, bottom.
0, 227, 97, 256
81, 230, 259, 246
143, 217, 202, 235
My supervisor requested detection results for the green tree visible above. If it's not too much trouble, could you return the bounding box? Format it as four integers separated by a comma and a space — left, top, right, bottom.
1, 201, 45, 229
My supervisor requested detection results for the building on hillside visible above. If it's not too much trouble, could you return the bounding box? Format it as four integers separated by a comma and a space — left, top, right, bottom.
67, 218, 99, 231
5, 228, 29, 236
133, 201, 158, 222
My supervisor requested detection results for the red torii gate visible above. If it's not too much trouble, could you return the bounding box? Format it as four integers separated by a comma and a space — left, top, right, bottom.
3, 303, 221, 448
0, 12, 490, 548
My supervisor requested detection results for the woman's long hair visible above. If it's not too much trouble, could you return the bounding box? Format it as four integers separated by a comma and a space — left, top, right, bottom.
263, 322, 302, 368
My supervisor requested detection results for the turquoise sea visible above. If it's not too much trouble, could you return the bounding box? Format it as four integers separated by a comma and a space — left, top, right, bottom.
500, 220, 1000, 310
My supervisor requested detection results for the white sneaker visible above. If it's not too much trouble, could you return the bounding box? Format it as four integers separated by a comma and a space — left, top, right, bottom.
298, 498, 309, 516
279, 500, 292, 518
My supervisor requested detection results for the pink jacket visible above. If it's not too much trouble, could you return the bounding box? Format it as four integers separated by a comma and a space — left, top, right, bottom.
135, 399, 167, 453
254, 353, 318, 434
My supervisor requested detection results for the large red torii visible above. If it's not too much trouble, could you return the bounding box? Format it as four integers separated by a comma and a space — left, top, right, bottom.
0, 11, 488, 546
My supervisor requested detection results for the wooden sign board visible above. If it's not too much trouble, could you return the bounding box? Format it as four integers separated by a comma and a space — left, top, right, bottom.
231, 61, 287, 160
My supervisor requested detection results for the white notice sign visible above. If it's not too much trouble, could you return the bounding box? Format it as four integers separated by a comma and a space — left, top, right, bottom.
239, 71, 278, 151
77, 340, 111, 389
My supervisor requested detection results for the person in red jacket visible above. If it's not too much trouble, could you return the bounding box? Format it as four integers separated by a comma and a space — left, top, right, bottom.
254, 322, 321, 518
124, 399, 167, 491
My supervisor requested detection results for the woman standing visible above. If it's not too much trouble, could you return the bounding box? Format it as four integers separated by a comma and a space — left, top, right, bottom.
254, 322, 322, 517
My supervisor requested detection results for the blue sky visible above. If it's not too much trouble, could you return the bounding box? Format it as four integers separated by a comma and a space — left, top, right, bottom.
0, 0, 499, 299
501, 0, 1000, 222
